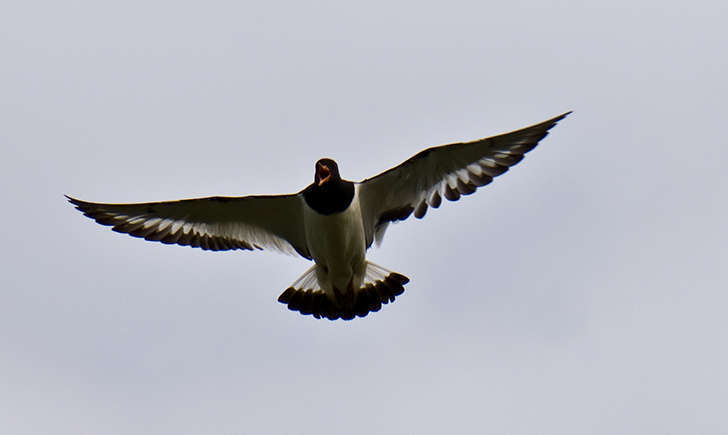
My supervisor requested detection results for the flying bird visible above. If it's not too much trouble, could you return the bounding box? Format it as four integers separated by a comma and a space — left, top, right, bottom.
67, 112, 571, 321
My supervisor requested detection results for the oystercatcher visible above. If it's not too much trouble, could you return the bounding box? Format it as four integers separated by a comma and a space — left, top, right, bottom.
67, 112, 571, 320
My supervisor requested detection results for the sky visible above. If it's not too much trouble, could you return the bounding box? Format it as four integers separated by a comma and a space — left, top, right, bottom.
1, 1, 726, 434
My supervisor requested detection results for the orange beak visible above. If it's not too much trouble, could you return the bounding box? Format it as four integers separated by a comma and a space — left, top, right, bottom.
317, 163, 331, 186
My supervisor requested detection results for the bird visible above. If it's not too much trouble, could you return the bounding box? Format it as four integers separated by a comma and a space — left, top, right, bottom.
67, 111, 571, 321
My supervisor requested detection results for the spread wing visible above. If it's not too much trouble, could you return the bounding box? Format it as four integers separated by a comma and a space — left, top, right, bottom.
358, 112, 571, 247
67, 194, 312, 259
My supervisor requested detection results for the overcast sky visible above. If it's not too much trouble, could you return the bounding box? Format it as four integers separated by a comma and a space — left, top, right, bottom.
1, 1, 726, 434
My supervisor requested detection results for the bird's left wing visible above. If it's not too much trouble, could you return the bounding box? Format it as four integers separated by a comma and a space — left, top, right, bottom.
67, 194, 312, 259
358, 112, 571, 247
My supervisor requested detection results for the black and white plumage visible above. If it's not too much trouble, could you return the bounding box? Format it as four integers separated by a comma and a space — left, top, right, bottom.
67, 112, 571, 320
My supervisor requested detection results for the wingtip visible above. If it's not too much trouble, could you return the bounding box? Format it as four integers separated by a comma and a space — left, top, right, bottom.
65, 194, 78, 205
537, 111, 572, 131
552, 110, 573, 122
64, 194, 87, 208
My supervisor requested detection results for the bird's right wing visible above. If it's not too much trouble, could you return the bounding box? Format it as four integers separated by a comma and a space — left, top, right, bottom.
67, 193, 312, 259
358, 112, 570, 247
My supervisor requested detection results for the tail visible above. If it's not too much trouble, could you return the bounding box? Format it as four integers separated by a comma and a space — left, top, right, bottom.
277, 261, 409, 321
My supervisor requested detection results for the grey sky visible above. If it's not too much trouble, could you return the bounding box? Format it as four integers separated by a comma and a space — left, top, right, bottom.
1, 1, 726, 434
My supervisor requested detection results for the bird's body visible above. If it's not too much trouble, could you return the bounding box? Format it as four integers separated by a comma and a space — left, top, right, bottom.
302, 182, 367, 304
67, 112, 571, 320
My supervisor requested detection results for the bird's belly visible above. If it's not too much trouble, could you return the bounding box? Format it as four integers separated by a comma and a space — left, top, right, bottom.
303, 192, 366, 294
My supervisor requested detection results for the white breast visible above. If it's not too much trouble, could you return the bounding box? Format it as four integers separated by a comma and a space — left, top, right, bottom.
303, 184, 367, 295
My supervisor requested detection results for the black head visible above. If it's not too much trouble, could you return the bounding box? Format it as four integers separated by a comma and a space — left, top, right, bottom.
304, 158, 354, 215
314, 158, 341, 186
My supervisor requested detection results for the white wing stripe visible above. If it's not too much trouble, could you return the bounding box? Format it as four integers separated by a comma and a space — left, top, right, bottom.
170, 220, 184, 234
143, 217, 161, 228
466, 163, 483, 176
456, 168, 471, 184
157, 218, 174, 232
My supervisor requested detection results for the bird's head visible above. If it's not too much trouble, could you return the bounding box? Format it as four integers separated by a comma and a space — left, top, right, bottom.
315, 158, 340, 186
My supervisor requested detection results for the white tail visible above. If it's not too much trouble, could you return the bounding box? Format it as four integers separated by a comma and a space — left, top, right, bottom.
277, 261, 409, 321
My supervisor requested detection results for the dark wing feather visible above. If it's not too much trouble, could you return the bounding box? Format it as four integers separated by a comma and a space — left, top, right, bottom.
358, 112, 571, 247
67, 194, 311, 259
